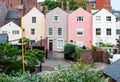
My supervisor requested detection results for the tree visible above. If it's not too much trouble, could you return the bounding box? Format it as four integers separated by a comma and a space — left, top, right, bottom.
42, 0, 86, 10
24, 49, 45, 67
0, 43, 21, 74
19, 37, 30, 43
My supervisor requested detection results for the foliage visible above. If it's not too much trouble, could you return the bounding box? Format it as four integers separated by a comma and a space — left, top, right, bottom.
19, 37, 30, 43
42, 0, 86, 10
75, 45, 81, 59
64, 44, 75, 59
25, 49, 45, 67
0, 73, 14, 82
99, 42, 113, 47
0, 63, 106, 82
82, 45, 86, 49
0, 43, 22, 74
91, 45, 96, 51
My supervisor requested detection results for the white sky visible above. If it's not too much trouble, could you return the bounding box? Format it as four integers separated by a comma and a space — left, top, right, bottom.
111, 0, 120, 10
37, 0, 120, 10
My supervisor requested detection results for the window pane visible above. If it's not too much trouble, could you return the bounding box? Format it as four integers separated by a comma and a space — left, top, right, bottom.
31, 29, 35, 35
116, 30, 120, 34
106, 28, 111, 35
49, 27, 52, 35
58, 28, 62, 35
96, 28, 101, 35
96, 16, 101, 21
30, 40, 35, 45
76, 16, 84, 21
32, 17, 36, 23
76, 40, 83, 47
57, 40, 63, 48
77, 27, 83, 35
54, 15, 59, 22
106, 16, 111, 21
12, 30, 19, 34
70, 40, 73, 44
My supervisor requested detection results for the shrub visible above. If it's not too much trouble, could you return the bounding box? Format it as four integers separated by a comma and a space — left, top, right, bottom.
0, 73, 14, 82
0, 63, 106, 82
82, 45, 86, 49
64, 44, 75, 59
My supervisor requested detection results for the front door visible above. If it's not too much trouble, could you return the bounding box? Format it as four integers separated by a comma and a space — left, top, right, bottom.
49, 40, 53, 51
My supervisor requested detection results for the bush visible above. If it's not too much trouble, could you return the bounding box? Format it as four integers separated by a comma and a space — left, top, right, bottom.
0, 63, 106, 82
64, 44, 75, 59
0, 73, 14, 82
82, 45, 86, 49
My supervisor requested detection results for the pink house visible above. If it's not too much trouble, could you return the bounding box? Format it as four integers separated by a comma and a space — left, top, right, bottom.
68, 7, 92, 48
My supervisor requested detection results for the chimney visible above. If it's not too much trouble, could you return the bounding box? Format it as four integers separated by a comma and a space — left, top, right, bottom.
61, 1, 64, 10
44, 5, 48, 15
86, 2, 92, 13
66, 1, 69, 11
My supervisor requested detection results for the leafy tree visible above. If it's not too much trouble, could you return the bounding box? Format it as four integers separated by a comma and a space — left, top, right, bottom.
42, 0, 86, 10
25, 49, 44, 67
0, 43, 21, 74
19, 37, 30, 43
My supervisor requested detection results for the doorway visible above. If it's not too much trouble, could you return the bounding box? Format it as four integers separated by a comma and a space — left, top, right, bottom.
49, 40, 53, 51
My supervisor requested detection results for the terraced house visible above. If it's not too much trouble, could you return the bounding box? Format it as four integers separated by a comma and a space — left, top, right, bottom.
68, 7, 92, 48
46, 7, 68, 52
92, 8, 116, 46
22, 7, 45, 45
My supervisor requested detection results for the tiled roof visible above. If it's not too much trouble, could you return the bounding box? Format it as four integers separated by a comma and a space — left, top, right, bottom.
103, 59, 120, 82
6, 10, 18, 19
0, 34, 8, 43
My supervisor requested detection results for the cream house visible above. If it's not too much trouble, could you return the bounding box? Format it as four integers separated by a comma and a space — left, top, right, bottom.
22, 7, 45, 45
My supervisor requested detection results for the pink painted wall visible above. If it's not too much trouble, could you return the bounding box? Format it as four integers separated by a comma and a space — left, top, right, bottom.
68, 7, 92, 48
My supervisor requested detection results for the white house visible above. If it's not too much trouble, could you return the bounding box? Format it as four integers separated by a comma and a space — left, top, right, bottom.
116, 21, 120, 39
92, 8, 116, 46
0, 21, 21, 44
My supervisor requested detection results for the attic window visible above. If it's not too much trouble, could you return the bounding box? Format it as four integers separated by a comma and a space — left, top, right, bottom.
53, 15, 59, 22
32, 17, 36, 23
106, 16, 111, 21
76, 16, 84, 21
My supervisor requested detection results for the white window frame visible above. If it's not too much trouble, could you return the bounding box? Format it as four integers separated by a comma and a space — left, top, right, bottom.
58, 27, 62, 35
76, 16, 84, 21
32, 16, 36, 23
31, 28, 35, 35
76, 40, 84, 47
96, 28, 101, 35
106, 28, 111, 35
48, 27, 53, 35
69, 40, 74, 44
53, 15, 59, 22
96, 16, 101, 21
12, 30, 19, 35
76, 27, 83, 35
57, 39, 64, 48
106, 16, 111, 21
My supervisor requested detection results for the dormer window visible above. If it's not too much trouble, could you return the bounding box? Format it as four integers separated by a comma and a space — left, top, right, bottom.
53, 15, 59, 22
76, 16, 84, 21
106, 16, 111, 21
32, 17, 36, 23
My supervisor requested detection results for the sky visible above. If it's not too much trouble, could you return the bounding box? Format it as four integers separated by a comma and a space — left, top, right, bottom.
111, 0, 120, 10
37, 0, 120, 10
